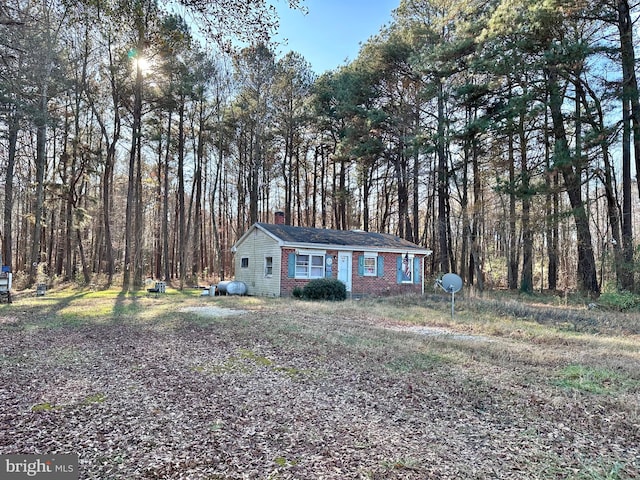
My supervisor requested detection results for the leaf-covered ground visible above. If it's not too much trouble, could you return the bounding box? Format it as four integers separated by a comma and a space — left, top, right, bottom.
1, 293, 639, 479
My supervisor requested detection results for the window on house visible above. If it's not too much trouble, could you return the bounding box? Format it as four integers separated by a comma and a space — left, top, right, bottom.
310, 255, 324, 278
241, 257, 249, 268
295, 253, 325, 279
400, 253, 413, 283
264, 256, 273, 276
363, 254, 377, 276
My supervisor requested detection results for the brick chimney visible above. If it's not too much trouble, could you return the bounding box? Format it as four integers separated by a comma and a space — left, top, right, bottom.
274, 211, 285, 225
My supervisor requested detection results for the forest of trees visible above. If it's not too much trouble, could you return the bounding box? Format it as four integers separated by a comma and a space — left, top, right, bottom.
1, 0, 640, 297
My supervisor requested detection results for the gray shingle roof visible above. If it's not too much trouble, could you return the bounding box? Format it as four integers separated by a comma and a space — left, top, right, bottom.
256, 223, 429, 251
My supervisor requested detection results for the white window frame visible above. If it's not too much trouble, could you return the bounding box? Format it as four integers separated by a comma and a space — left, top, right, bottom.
295, 250, 326, 279
400, 253, 414, 284
240, 257, 249, 269
264, 256, 273, 277
363, 253, 378, 277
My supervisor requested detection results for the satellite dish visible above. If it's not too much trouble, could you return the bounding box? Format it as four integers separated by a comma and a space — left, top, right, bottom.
441, 273, 463, 293
437, 273, 463, 319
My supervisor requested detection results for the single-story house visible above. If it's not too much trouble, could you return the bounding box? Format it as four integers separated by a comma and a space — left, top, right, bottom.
231, 220, 432, 297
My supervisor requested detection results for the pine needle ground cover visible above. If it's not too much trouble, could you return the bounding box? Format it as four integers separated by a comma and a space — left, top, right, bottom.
1, 291, 638, 479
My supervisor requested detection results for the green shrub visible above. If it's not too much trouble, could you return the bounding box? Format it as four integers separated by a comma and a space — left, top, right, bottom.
598, 290, 640, 312
301, 278, 347, 301
292, 286, 304, 298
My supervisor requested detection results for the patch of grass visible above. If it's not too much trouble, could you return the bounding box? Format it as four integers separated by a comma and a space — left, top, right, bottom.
574, 460, 633, 480
273, 456, 297, 467
0, 355, 20, 365
81, 393, 106, 405
554, 365, 635, 394
239, 349, 274, 366
597, 290, 640, 312
48, 346, 86, 363
32, 393, 106, 413
385, 351, 447, 373
194, 358, 254, 375
31, 402, 60, 412
356, 297, 436, 325
240, 349, 312, 378
379, 457, 423, 473
112, 301, 145, 317
8, 288, 217, 331
208, 419, 225, 432
334, 333, 387, 349
273, 366, 306, 378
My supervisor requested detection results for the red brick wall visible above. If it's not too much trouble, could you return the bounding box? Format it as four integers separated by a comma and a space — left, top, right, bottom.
280, 248, 309, 296
280, 248, 423, 297
351, 251, 422, 297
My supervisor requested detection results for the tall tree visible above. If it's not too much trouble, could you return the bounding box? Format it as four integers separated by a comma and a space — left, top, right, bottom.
272, 51, 314, 225
24, 0, 69, 286
358, 30, 420, 239
396, 0, 480, 271
486, 0, 600, 295
232, 43, 276, 227
612, 0, 637, 290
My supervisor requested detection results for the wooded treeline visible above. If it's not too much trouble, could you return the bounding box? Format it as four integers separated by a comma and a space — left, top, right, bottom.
1, 0, 640, 296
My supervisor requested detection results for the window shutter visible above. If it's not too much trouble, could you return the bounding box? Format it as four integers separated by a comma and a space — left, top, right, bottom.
287, 253, 296, 278
396, 256, 402, 283
413, 256, 420, 284
357, 255, 364, 276
377, 256, 384, 277
325, 259, 332, 278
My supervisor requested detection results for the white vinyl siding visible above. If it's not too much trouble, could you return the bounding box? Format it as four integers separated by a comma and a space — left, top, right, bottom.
233, 229, 281, 296
264, 256, 273, 277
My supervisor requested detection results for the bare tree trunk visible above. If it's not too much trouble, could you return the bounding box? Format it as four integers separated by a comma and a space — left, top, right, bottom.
178, 96, 186, 289
545, 175, 559, 290
102, 142, 116, 285
338, 159, 348, 230
394, 140, 412, 242
249, 125, 260, 226
123, 52, 143, 291
412, 109, 420, 243
85, 38, 119, 285
461, 119, 471, 283
76, 229, 90, 284
543, 97, 559, 291
282, 126, 292, 225
519, 109, 533, 293
547, 66, 599, 296
134, 112, 144, 288
191, 101, 206, 281
507, 100, 518, 290
471, 138, 484, 292
617, 0, 636, 290
3, 115, 17, 269
310, 147, 317, 227
163, 110, 172, 282
436, 78, 451, 273
153, 132, 163, 280
28, 92, 48, 287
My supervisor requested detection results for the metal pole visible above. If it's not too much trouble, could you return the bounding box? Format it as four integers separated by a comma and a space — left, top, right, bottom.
451, 290, 455, 319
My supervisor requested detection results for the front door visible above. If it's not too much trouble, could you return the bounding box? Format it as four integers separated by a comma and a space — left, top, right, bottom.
337, 251, 352, 292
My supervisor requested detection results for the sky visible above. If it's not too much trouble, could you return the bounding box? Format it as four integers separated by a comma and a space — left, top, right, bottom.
273, 0, 400, 75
